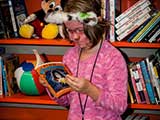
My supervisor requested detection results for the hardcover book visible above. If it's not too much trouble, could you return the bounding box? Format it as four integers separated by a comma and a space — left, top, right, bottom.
35, 62, 72, 98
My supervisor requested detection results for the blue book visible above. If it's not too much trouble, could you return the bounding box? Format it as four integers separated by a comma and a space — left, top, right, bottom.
139, 60, 156, 104
1, 57, 8, 96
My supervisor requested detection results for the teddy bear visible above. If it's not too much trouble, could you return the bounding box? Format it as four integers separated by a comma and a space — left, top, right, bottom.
19, 0, 64, 39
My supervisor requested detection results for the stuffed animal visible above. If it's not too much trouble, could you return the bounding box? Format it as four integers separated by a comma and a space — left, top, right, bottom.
19, 0, 63, 39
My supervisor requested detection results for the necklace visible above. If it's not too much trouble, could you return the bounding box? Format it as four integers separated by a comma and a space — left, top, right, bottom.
76, 40, 103, 120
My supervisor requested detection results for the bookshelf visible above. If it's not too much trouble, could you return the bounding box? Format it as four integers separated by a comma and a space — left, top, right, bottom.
0, 0, 160, 120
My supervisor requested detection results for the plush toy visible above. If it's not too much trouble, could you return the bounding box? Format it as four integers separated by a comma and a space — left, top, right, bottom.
19, 0, 63, 39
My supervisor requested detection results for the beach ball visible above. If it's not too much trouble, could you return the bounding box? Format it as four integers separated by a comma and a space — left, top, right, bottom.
14, 62, 45, 95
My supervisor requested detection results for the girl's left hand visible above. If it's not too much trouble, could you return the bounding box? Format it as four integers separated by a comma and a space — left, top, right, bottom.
65, 74, 91, 94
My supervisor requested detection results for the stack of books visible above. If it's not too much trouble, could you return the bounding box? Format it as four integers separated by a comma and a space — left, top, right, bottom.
0, 0, 28, 39
114, 0, 159, 42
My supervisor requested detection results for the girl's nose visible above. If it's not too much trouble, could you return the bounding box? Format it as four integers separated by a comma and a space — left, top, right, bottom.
71, 33, 80, 41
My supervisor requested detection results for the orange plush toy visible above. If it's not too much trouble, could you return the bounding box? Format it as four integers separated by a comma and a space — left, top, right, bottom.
19, 0, 63, 39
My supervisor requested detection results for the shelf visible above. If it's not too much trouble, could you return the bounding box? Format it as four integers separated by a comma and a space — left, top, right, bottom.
128, 104, 160, 110
0, 93, 160, 111
111, 41, 160, 48
0, 38, 74, 46
0, 38, 160, 48
0, 93, 57, 105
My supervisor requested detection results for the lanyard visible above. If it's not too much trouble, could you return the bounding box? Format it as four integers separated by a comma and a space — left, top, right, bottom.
76, 40, 103, 120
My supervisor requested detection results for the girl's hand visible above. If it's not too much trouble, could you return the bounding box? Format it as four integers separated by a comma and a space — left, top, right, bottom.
65, 75, 91, 94
65, 75, 100, 101
39, 77, 48, 87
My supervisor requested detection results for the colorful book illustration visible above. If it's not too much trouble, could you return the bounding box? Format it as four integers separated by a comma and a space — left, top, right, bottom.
33, 49, 72, 98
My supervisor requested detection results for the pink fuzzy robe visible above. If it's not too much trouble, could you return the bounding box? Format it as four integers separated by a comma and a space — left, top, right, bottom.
48, 40, 128, 120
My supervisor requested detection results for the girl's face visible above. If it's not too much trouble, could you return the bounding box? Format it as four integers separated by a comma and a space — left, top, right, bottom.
64, 21, 92, 49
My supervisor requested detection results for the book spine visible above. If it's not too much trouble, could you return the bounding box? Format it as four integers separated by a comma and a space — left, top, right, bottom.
136, 17, 160, 42
129, 64, 142, 103
131, 11, 160, 42
0, 56, 3, 97
115, 1, 151, 29
148, 29, 160, 43
127, 18, 151, 42
139, 60, 156, 104
146, 57, 160, 104
8, 0, 18, 38
136, 62, 150, 104
132, 64, 146, 103
143, 23, 160, 42
109, 0, 116, 42
117, 13, 150, 41
2, 59, 8, 96
128, 83, 135, 104
116, 0, 148, 22
115, 7, 151, 35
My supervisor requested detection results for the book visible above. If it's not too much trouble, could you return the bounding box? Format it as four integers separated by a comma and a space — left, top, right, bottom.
35, 62, 72, 98
0, 0, 15, 38
115, 6, 151, 35
131, 11, 160, 42
127, 18, 151, 42
0, 56, 3, 97
148, 28, 160, 43
115, 1, 151, 29
117, 13, 151, 41
11, 0, 28, 29
109, 0, 116, 42
8, 0, 18, 38
136, 62, 150, 104
116, 0, 149, 22
139, 60, 156, 104
145, 55, 160, 104
33, 49, 72, 98
0, 6, 7, 39
129, 63, 142, 104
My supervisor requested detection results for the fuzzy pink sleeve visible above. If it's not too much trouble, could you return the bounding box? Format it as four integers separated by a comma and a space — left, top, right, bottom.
96, 49, 128, 114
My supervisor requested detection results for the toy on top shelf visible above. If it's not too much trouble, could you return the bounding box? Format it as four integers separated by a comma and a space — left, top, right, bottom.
19, 0, 63, 39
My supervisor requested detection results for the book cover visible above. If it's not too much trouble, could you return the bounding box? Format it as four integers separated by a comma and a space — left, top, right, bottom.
131, 11, 160, 42
35, 62, 72, 98
148, 28, 160, 43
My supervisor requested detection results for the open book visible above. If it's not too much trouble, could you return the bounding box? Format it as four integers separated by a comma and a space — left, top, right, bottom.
33, 49, 72, 98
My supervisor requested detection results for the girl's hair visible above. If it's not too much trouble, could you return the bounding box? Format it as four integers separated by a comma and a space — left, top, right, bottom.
63, 0, 110, 48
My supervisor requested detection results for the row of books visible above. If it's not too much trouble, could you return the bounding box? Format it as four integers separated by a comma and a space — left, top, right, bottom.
106, 0, 159, 42
0, 0, 28, 39
128, 49, 160, 104
125, 113, 149, 120
0, 51, 20, 97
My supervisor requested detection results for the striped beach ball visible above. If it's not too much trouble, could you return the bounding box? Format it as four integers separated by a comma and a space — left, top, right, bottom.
14, 62, 45, 95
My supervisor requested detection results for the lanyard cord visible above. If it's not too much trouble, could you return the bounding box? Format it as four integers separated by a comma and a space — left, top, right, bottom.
76, 40, 103, 120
